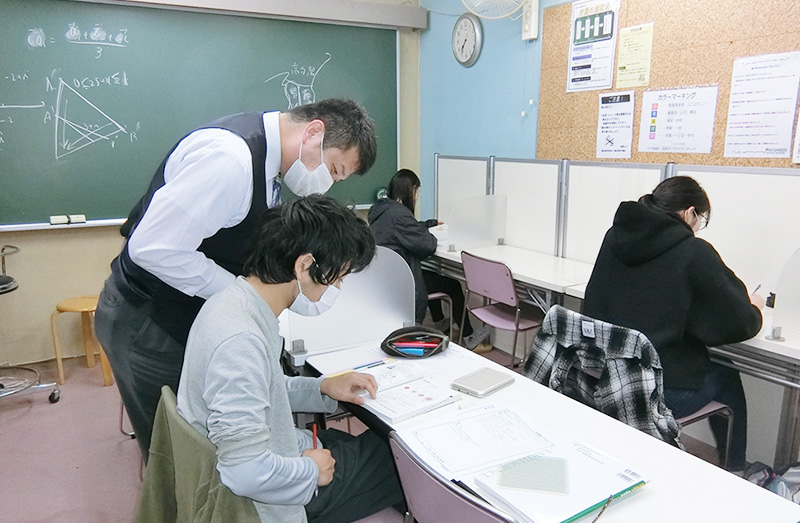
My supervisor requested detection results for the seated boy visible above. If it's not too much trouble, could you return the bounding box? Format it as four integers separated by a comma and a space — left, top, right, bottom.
177, 194, 404, 523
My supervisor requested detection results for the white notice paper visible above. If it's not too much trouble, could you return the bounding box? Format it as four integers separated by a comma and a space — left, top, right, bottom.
597, 91, 634, 158
567, 0, 621, 92
724, 51, 800, 158
638, 86, 718, 154
794, 112, 800, 163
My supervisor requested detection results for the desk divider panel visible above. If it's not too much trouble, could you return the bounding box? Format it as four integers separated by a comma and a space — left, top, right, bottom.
678, 166, 800, 298
435, 155, 488, 222
564, 163, 663, 264
445, 194, 507, 252
494, 159, 560, 255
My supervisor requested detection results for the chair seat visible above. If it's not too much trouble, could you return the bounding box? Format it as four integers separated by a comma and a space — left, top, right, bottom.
676, 400, 731, 424
56, 296, 99, 313
470, 302, 542, 332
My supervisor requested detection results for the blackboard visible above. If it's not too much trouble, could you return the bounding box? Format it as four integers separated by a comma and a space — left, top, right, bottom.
0, 0, 397, 227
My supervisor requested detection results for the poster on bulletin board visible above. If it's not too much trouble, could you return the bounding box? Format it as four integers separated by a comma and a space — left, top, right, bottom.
567, 0, 620, 92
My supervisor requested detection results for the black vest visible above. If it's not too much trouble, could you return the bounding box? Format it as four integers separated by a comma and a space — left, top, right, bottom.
112, 112, 268, 345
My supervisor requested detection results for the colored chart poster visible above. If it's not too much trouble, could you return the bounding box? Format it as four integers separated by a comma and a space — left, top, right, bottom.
616, 23, 653, 89
724, 51, 800, 158
637, 86, 719, 154
567, 0, 620, 92
596, 91, 634, 158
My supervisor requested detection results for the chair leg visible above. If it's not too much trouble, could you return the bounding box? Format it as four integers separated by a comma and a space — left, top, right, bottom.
510, 310, 521, 368
50, 310, 66, 385
720, 409, 734, 470
120, 399, 135, 438
80, 311, 96, 368
458, 290, 470, 346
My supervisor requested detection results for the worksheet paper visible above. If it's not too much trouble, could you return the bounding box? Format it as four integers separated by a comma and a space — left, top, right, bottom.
405, 405, 556, 474
724, 51, 800, 158
637, 86, 718, 153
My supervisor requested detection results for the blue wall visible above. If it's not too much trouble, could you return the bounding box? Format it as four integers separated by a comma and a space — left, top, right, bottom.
419, 0, 564, 218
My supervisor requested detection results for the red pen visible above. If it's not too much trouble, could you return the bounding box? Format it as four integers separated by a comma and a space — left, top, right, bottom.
393, 341, 439, 348
312, 423, 318, 449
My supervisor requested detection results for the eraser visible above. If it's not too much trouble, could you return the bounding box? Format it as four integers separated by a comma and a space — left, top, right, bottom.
49, 215, 69, 225
68, 214, 86, 224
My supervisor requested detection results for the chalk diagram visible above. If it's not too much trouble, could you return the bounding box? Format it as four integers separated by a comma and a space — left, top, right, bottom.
53, 78, 127, 159
265, 53, 331, 109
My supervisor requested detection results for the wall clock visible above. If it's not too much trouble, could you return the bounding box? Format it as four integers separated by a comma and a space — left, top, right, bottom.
452, 12, 482, 67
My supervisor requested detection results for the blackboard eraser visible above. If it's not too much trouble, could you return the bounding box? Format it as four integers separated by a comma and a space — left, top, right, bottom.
50, 215, 69, 225
68, 214, 86, 224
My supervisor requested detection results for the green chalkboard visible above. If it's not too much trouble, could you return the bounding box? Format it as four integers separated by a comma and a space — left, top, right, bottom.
0, 0, 397, 226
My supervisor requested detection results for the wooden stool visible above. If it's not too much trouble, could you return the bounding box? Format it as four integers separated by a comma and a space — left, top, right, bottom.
51, 295, 113, 386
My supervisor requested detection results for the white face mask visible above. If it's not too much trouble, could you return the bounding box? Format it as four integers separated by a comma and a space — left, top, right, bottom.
283, 133, 333, 196
288, 278, 340, 316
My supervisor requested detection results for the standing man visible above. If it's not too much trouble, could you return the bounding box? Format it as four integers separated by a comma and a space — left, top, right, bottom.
95, 99, 376, 458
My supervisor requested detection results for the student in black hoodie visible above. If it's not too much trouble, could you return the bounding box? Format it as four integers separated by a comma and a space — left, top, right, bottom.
368, 169, 490, 349
583, 176, 764, 471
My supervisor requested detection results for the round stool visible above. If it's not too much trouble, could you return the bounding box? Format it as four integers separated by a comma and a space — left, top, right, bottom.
50, 295, 113, 386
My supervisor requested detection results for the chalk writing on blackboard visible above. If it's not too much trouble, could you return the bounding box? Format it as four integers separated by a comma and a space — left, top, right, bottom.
265, 53, 332, 109
54, 78, 127, 159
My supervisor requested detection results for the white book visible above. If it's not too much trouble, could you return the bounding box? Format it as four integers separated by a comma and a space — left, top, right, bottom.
358, 361, 458, 424
474, 440, 646, 523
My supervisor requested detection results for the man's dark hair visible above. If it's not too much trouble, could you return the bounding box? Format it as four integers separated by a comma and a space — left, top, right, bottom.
388, 169, 421, 214
286, 98, 377, 175
244, 194, 376, 285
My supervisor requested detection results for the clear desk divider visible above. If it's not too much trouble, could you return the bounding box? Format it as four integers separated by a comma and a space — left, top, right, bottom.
770, 246, 800, 342
445, 194, 507, 252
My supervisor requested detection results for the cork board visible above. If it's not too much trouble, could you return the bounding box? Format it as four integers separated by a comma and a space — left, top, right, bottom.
537, 0, 800, 167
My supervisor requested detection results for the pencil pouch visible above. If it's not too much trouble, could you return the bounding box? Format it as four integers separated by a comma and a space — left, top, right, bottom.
381, 326, 449, 358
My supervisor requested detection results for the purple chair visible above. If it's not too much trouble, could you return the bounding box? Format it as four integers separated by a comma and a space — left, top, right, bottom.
388, 432, 517, 523
459, 251, 543, 367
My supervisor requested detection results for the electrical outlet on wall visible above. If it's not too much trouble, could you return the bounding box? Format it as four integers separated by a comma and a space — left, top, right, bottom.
521, 0, 538, 41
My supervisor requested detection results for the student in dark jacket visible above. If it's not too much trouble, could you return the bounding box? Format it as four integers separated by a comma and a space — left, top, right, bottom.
368, 169, 487, 348
583, 176, 765, 471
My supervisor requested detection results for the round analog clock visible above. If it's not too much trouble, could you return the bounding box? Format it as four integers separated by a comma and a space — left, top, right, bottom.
452, 12, 482, 67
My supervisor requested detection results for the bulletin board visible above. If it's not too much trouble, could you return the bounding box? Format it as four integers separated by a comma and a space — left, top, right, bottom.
536, 0, 800, 167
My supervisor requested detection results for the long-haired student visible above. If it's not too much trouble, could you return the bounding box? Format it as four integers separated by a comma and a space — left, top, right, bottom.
368, 169, 490, 349
583, 176, 765, 471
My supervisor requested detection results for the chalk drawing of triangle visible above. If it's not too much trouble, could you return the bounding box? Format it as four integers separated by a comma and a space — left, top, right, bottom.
54, 79, 127, 159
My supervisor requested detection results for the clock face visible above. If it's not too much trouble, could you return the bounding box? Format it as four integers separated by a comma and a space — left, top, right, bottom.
452, 13, 482, 67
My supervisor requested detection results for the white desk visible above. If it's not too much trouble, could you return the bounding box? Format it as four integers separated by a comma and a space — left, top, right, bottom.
424, 244, 594, 307
308, 345, 800, 522
710, 313, 800, 469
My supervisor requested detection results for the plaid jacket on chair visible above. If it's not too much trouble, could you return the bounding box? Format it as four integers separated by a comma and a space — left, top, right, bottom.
524, 305, 680, 446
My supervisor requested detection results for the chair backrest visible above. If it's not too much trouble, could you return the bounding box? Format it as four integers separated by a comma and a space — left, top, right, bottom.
524, 305, 680, 446
136, 386, 259, 523
461, 251, 518, 307
388, 432, 517, 523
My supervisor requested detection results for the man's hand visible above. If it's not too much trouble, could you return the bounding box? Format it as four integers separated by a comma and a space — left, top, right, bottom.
320, 372, 378, 404
301, 449, 335, 486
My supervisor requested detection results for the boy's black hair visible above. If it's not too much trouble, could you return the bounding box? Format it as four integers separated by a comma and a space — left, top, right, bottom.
244, 194, 376, 285
286, 98, 377, 175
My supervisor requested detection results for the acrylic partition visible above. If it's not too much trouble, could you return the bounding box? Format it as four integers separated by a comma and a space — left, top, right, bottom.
494, 159, 560, 255
278, 246, 415, 363
683, 167, 800, 299
435, 155, 489, 222
563, 163, 663, 264
771, 246, 800, 344
444, 194, 507, 252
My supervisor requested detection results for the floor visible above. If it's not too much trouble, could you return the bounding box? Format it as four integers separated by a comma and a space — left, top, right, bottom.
0, 346, 719, 523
